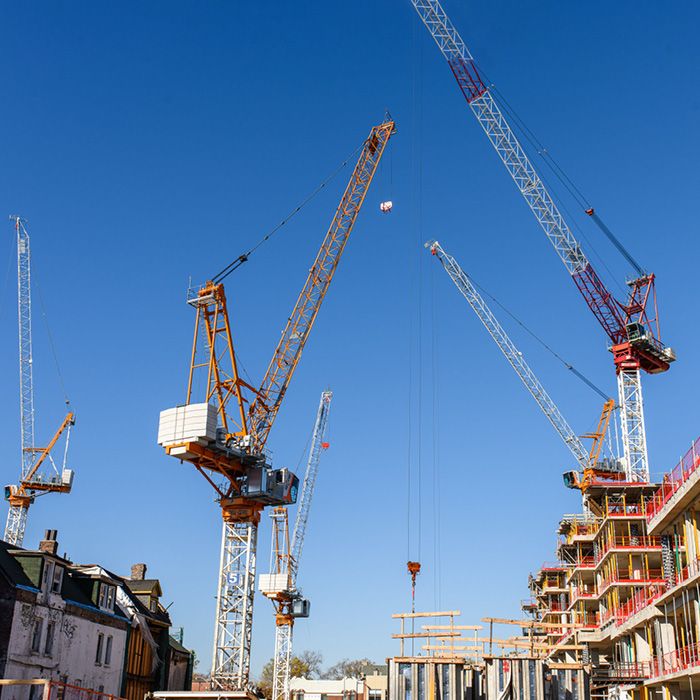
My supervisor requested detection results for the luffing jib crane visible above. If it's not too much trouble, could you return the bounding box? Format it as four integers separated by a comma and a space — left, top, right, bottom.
260, 390, 332, 700
428, 240, 621, 489
410, 0, 675, 482
4, 217, 75, 548
158, 118, 395, 691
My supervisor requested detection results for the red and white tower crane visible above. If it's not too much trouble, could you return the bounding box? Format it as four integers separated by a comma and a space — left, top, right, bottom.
4, 216, 75, 547
410, 0, 675, 482
261, 390, 332, 700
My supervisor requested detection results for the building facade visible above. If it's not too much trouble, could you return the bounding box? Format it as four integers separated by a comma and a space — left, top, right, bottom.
524, 436, 700, 700
0, 532, 129, 699
0, 535, 193, 700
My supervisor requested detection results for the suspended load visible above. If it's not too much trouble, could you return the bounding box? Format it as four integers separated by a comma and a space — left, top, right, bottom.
380, 200, 393, 213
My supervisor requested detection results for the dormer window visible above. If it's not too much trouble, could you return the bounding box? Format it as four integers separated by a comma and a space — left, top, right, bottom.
51, 566, 64, 594
150, 596, 157, 613
98, 583, 116, 611
42, 561, 54, 592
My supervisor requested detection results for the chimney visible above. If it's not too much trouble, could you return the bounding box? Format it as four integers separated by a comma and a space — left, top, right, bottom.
39, 529, 58, 556
131, 563, 147, 580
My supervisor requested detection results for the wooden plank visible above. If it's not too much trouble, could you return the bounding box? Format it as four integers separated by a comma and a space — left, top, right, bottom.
393, 611, 460, 619
548, 663, 585, 670
422, 645, 483, 651
423, 625, 483, 630
502, 640, 585, 651
482, 617, 583, 629
392, 631, 462, 639
430, 637, 485, 644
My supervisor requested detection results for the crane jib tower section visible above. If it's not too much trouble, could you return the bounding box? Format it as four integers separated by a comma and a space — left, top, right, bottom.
410, 0, 675, 482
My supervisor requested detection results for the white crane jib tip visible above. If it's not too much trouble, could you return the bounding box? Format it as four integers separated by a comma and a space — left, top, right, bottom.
424, 240, 441, 255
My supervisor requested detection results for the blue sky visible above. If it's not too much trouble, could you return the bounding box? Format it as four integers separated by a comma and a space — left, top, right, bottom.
1, 0, 698, 678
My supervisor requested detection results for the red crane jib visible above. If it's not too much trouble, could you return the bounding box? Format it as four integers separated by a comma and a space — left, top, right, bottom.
448, 56, 487, 103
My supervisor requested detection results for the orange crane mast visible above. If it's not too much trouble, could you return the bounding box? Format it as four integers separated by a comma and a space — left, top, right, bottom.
158, 117, 395, 691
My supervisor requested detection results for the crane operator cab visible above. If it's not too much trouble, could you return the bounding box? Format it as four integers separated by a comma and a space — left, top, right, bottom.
240, 466, 299, 506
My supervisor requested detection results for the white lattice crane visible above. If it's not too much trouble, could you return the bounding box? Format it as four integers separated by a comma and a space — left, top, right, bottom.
4, 216, 75, 547
428, 240, 621, 491
410, 0, 675, 482
260, 390, 332, 700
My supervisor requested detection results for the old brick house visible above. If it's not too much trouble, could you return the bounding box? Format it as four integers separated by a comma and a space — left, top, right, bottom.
0, 532, 129, 698
0, 535, 193, 700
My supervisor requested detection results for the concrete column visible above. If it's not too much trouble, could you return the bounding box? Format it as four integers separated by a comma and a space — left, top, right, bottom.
635, 628, 651, 662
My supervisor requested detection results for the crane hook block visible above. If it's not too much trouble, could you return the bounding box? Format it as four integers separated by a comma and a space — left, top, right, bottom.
380, 201, 393, 213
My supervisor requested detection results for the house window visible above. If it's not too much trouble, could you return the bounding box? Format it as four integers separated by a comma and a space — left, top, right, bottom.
95, 633, 104, 664
104, 635, 113, 666
150, 596, 157, 613
42, 561, 54, 592
44, 621, 55, 655
52, 566, 64, 594
98, 583, 115, 611
31, 619, 43, 652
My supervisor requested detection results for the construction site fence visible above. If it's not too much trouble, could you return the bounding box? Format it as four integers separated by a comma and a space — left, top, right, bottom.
49, 682, 125, 700
647, 436, 700, 521
0, 681, 126, 700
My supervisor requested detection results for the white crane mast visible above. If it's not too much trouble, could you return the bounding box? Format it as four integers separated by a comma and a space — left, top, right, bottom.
428, 240, 589, 470
271, 390, 332, 700
5, 218, 35, 545
16, 217, 36, 482
4, 217, 75, 547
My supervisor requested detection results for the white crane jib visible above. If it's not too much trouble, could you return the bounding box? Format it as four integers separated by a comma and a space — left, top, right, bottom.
260, 390, 333, 700
427, 240, 588, 470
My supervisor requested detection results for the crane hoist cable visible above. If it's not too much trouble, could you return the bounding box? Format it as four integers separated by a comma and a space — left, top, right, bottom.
468, 274, 611, 402
211, 141, 365, 285
484, 78, 646, 278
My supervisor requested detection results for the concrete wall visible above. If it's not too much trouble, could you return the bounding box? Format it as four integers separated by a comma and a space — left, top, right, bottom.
3, 597, 127, 699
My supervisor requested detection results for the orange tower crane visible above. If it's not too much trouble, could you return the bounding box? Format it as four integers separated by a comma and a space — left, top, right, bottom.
158, 117, 395, 691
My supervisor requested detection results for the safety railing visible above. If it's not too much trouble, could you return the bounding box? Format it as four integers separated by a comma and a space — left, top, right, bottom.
48, 682, 126, 700
608, 661, 653, 679
598, 569, 664, 596
609, 644, 700, 680
0, 681, 126, 700
647, 437, 700, 522
596, 536, 662, 560
606, 500, 648, 517
614, 584, 665, 626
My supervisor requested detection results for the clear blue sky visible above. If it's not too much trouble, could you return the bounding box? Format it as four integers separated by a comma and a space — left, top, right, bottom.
1, 0, 698, 678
